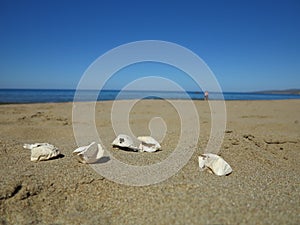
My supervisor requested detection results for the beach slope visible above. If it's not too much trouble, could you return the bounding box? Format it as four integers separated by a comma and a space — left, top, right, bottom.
0, 100, 299, 224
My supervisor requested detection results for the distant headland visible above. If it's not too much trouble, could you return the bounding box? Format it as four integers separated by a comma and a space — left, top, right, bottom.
254, 89, 300, 95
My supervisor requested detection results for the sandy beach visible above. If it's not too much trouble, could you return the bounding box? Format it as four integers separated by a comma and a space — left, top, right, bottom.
0, 99, 299, 224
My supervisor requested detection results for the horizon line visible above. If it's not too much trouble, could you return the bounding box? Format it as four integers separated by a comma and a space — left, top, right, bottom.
0, 87, 299, 94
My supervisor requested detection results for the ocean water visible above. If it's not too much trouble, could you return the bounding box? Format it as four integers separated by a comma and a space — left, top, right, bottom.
0, 89, 300, 103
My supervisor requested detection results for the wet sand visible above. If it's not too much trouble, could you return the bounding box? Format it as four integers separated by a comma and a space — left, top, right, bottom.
0, 100, 299, 224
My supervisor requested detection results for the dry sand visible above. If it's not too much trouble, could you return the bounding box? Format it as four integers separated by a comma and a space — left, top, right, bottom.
0, 100, 299, 224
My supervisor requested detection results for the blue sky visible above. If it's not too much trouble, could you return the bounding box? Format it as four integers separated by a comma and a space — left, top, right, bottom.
0, 0, 299, 92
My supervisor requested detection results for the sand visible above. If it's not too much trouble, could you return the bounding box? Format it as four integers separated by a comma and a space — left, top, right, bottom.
0, 100, 299, 224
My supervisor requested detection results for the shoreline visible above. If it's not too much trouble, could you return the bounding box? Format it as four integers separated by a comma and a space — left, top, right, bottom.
0, 98, 300, 105
1, 89, 300, 104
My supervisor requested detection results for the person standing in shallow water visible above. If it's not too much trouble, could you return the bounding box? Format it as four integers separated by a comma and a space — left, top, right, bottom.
204, 91, 209, 100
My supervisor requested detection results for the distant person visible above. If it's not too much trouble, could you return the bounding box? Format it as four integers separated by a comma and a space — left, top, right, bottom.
204, 91, 209, 100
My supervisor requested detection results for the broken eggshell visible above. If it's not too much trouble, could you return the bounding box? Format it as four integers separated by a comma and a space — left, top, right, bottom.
23, 143, 60, 162
137, 136, 161, 153
198, 153, 232, 176
73, 142, 104, 164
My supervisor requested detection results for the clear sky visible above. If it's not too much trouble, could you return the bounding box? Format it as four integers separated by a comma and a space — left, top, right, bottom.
0, 0, 299, 92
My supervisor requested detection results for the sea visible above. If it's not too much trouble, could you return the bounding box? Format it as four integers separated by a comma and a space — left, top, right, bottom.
0, 89, 300, 104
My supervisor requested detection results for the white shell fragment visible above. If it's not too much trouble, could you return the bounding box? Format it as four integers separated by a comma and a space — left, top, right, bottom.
198, 153, 232, 176
23, 143, 53, 150
73, 142, 104, 164
112, 134, 139, 151
23, 143, 60, 162
137, 136, 161, 153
